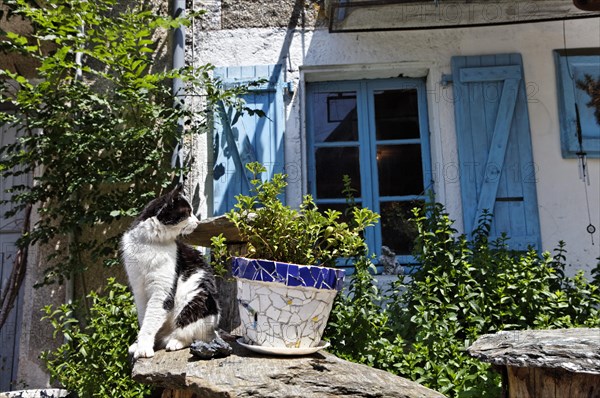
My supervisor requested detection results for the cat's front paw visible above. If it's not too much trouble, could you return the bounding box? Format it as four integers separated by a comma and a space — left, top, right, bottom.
128, 342, 138, 355
165, 338, 185, 352
131, 341, 155, 359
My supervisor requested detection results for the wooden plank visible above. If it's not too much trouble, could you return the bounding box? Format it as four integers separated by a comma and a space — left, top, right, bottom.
460, 65, 522, 83
452, 56, 478, 233
481, 55, 505, 237
488, 55, 509, 236
161, 390, 200, 398
474, 77, 520, 228
332, 0, 600, 32
183, 215, 243, 247
508, 58, 533, 245
508, 54, 540, 248
574, 0, 600, 11
500, 108, 524, 239
465, 54, 487, 216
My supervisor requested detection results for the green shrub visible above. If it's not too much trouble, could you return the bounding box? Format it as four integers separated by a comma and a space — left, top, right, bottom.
325, 256, 402, 372
41, 278, 150, 398
325, 201, 600, 398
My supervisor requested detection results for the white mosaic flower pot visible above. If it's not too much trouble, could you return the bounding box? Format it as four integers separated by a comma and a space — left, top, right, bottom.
232, 257, 345, 349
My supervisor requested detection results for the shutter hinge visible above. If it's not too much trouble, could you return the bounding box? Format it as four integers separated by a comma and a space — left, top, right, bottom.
441, 74, 453, 86
284, 81, 294, 95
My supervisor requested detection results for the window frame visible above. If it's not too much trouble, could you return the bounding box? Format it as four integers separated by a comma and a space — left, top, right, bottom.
306, 78, 432, 265
554, 49, 600, 159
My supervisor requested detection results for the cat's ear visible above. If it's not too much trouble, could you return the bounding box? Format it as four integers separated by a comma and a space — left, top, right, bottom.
171, 182, 184, 198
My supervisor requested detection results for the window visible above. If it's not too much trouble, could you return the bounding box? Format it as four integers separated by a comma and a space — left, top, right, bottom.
554, 49, 600, 158
306, 79, 432, 264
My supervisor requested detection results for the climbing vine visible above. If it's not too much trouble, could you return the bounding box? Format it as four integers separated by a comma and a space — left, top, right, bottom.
0, 0, 243, 327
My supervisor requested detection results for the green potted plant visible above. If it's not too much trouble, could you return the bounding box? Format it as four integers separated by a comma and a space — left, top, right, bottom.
212, 162, 379, 353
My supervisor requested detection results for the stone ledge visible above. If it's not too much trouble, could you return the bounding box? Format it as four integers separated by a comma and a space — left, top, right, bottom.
132, 337, 446, 398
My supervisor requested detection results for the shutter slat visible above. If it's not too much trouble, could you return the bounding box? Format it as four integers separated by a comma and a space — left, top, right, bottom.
474, 78, 520, 227
459, 65, 522, 82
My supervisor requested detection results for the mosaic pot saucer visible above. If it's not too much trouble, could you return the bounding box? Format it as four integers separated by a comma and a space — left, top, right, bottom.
232, 257, 345, 349
237, 338, 330, 356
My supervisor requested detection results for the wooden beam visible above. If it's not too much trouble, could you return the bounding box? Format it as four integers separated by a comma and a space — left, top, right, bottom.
574, 0, 600, 11
183, 215, 243, 247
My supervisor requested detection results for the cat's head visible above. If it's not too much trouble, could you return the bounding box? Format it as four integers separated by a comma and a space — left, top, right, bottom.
134, 183, 199, 237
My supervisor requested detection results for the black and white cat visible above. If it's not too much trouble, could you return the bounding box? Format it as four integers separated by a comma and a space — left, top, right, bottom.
120, 184, 220, 359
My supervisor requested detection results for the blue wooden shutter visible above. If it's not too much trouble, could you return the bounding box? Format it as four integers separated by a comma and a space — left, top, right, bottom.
554, 51, 600, 158
452, 54, 541, 250
212, 65, 285, 216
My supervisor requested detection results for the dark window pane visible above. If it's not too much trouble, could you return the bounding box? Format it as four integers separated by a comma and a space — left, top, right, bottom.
316, 147, 360, 198
380, 200, 423, 255
312, 92, 358, 143
374, 89, 419, 140
377, 144, 424, 196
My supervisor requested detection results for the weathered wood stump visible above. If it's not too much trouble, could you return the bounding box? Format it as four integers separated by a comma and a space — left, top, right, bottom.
185, 215, 243, 246
132, 336, 446, 398
467, 328, 600, 398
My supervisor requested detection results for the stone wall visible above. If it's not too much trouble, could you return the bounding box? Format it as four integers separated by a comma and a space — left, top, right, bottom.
220, 0, 323, 30
0, 3, 38, 78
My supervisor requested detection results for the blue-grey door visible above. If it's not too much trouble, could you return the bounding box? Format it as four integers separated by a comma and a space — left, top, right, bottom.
0, 115, 26, 391
452, 53, 541, 250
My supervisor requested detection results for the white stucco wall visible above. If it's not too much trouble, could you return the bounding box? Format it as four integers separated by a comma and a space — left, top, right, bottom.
191, 18, 600, 271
